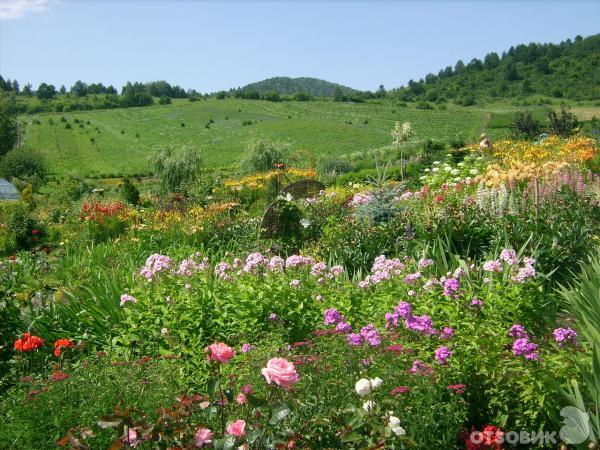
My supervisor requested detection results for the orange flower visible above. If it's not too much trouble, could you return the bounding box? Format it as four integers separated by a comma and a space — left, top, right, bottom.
14, 333, 44, 352
54, 338, 74, 357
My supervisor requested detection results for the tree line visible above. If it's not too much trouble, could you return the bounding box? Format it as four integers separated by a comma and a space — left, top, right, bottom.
386, 34, 600, 104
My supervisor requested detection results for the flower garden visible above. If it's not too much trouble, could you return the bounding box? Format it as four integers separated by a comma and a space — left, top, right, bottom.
1, 134, 599, 449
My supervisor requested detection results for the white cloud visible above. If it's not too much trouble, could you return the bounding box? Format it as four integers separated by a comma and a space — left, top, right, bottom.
0, 0, 59, 21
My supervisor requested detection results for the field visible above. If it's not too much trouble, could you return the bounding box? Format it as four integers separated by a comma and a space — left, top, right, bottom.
22, 99, 491, 177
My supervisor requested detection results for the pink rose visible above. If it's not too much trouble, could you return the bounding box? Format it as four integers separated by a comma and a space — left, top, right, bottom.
241, 384, 253, 395
226, 419, 246, 437
206, 342, 235, 363
236, 393, 247, 404
194, 427, 213, 447
261, 357, 300, 390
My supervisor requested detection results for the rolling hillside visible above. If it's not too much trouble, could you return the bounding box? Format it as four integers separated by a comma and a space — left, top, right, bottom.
21, 99, 487, 178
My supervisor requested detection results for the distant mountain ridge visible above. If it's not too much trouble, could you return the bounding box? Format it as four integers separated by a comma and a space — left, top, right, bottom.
238, 76, 357, 96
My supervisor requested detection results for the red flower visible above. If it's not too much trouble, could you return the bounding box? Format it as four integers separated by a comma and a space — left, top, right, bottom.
31, 229, 40, 235
8, 255, 15, 262
14, 333, 44, 352
448, 383, 467, 394
53, 338, 74, 357
390, 386, 411, 396
434, 194, 444, 203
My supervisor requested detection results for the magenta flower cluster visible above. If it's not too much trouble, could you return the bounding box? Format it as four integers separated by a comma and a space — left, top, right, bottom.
139, 253, 173, 280
347, 323, 381, 347
508, 324, 538, 360
385, 301, 437, 336
434, 346, 452, 365
553, 327, 578, 347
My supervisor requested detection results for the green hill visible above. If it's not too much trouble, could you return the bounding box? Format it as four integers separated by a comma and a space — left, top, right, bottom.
391, 33, 600, 104
239, 77, 357, 97
20, 99, 488, 178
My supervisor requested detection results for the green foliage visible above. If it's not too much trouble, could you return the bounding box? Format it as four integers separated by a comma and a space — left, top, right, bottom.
239, 76, 356, 97
239, 138, 292, 174
0, 356, 182, 449
153, 145, 203, 194
120, 178, 140, 205
389, 33, 600, 102
547, 105, 580, 136
261, 91, 281, 102
0, 148, 47, 182
319, 157, 353, 178
510, 111, 543, 139
0, 91, 17, 156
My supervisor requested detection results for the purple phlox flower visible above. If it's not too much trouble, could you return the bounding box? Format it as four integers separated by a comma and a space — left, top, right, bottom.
482, 260, 503, 273
553, 327, 578, 347
508, 324, 528, 339
324, 308, 341, 326
435, 346, 452, 365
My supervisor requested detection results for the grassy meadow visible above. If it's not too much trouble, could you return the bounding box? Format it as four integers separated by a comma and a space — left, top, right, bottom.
21, 99, 492, 178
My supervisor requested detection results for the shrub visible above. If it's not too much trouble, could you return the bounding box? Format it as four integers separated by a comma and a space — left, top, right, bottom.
319, 158, 353, 178
510, 111, 543, 140
262, 91, 281, 102
449, 134, 465, 150
120, 178, 140, 205
0, 148, 46, 182
547, 106, 579, 137
153, 144, 203, 194
239, 138, 293, 174
65, 123, 72, 130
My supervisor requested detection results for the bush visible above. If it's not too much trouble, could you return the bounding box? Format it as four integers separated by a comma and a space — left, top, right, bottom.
510, 111, 543, 140
547, 106, 579, 136
158, 96, 172, 105
239, 138, 293, 174
262, 91, 281, 102
153, 144, 203, 194
445, 135, 463, 150
0, 356, 182, 449
319, 158, 353, 178
120, 178, 140, 205
0, 148, 46, 182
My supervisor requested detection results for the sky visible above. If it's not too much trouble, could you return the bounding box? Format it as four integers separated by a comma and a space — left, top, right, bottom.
0, 0, 599, 93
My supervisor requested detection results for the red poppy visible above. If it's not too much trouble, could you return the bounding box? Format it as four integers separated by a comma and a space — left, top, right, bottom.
14, 333, 44, 352
53, 338, 74, 357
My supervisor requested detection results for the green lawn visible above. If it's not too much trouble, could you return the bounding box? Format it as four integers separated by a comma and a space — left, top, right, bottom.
21, 99, 488, 178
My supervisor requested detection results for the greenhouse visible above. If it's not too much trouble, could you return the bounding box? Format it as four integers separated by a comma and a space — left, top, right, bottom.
0, 178, 19, 201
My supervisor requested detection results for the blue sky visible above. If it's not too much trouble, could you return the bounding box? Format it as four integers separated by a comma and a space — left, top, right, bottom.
1, 1, 599, 93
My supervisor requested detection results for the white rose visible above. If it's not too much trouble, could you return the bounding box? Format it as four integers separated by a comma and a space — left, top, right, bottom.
391, 425, 406, 436
363, 400, 376, 412
389, 416, 401, 427
355, 378, 372, 396
370, 377, 383, 389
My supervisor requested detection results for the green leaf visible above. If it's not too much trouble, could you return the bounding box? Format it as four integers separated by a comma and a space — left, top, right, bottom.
207, 378, 220, 402
247, 394, 268, 407
269, 402, 291, 425
340, 431, 363, 442
213, 436, 236, 450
